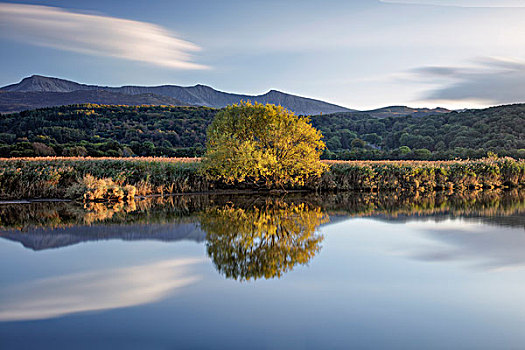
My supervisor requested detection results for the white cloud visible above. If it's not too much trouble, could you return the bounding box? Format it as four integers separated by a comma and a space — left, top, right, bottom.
0, 258, 202, 321
409, 57, 525, 104
0, 3, 207, 69
380, 0, 525, 7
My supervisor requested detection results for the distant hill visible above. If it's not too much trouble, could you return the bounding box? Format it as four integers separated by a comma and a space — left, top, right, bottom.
0, 75, 454, 117
0, 103, 523, 160
0, 90, 187, 113
360, 106, 450, 118
311, 103, 524, 159
2, 75, 97, 93
1, 75, 353, 115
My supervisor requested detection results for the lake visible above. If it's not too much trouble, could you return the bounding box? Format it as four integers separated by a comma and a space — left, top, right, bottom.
1, 191, 524, 349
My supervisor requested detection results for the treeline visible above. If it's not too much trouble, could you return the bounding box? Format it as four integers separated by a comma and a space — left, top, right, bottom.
0, 103, 523, 159
0, 104, 213, 158
313, 104, 525, 160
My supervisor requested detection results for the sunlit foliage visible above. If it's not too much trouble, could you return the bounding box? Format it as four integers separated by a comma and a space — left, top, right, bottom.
202, 102, 327, 188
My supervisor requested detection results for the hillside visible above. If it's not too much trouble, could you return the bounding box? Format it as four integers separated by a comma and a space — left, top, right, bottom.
1, 75, 352, 115
0, 103, 523, 159
360, 106, 450, 118
313, 104, 524, 159
0, 90, 187, 113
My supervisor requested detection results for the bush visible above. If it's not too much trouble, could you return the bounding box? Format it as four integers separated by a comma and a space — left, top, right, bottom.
66, 174, 137, 201
202, 102, 327, 188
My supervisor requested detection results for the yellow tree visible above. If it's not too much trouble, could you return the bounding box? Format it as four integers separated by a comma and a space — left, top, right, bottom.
202, 102, 327, 188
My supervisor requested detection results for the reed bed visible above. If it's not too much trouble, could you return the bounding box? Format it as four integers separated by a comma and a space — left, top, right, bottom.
0, 156, 199, 163
0, 157, 523, 200
0, 157, 207, 200
318, 158, 525, 191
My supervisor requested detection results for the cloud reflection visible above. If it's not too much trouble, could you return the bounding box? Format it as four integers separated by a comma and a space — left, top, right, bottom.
405, 220, 525, 271
0, 258, 202, 321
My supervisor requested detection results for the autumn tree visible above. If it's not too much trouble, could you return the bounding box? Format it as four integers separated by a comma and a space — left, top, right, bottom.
202, 102, 327, 188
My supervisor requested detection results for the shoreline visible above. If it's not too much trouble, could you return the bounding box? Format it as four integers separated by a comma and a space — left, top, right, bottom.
0, 185, 523, 206
0, 157, 523, 201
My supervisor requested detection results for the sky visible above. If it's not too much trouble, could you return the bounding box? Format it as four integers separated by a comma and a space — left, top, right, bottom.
1, 0, 525, 110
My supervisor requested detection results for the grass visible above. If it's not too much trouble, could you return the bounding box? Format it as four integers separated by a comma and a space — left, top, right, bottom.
0, 157, 523, 200
0, 157, 206, 200
320, 158, 525, 191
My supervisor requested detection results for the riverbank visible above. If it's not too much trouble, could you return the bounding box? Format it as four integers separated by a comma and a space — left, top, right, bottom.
0, 157, 523, 200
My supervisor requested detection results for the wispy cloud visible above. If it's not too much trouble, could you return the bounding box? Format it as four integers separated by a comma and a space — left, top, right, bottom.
380, 0, 525, 7
0, 258, 202, 321
408, 57, 525, 104
0, 3, 207, 69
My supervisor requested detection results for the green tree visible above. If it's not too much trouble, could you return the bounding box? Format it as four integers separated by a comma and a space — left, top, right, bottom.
398, 146, 411, 156
326, 136, 342, 150
63, 146, 88, 157
363, 133, 382, 146
202, 102, 327, 187
351, 138, 366, 149
413, 148, 432, 159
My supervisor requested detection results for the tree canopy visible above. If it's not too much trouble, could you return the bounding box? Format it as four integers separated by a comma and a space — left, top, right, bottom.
202, 102, 327, 187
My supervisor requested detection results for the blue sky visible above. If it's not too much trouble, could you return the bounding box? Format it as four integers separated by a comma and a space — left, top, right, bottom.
1, 0, 525, 109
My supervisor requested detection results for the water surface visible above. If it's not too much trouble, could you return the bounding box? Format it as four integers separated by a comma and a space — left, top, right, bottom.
1, 191, 524, 349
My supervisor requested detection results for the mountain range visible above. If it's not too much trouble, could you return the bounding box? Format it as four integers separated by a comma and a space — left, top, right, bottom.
0, 75, 450, 116
1, 75, 352, 115
0, 90, 186, 113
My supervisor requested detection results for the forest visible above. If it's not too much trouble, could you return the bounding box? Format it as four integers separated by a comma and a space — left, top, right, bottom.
0, 103, 523, 160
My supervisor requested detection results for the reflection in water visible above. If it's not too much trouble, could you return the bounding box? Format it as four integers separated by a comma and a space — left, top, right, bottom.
0, 191, 524, 330
404, 221, 525, 271
0, 190, 524, 281
200, 200, 328, 281
0, 258, 202, 321
0, 195, 212, 231
317, 189, 525, 225
0, 190, 523, 232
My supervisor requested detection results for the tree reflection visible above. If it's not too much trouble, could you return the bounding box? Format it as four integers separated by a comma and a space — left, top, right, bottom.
200, 199, 329, 281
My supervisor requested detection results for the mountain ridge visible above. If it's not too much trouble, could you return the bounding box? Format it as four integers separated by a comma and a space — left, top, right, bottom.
1, 75, 452, 117
0, 90, 187, 113
1, 75, 353, 115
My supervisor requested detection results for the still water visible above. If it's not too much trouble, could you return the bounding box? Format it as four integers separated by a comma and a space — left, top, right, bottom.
1, 191, 524, 349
